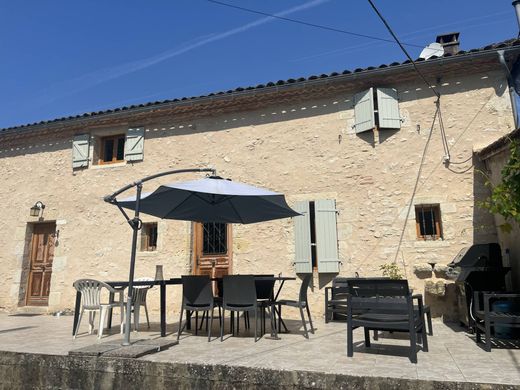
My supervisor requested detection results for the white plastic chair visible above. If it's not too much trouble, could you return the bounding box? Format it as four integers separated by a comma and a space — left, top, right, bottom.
131, 277, 154, 331
73, 279, 125, 339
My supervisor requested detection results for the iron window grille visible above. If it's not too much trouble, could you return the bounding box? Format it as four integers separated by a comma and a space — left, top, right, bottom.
202, 222, 227, 254
141, 222, 158, 251
415, 204, 442, 240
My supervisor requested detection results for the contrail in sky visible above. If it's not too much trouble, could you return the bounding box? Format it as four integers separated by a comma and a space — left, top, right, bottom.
37, 0, 330, 105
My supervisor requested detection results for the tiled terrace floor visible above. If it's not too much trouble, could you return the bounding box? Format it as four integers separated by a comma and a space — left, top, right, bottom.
0, 312, 519, 386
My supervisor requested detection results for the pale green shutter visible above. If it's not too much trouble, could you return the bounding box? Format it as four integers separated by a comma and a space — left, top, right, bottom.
293, 201, 312, 274
377, 88, 401, 129
125, 127, 145, 162
72, 134, 90, 169
315, 199, 340, 273
353, 88, 375, 133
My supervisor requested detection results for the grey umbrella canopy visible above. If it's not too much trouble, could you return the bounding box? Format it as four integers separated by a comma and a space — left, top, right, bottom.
117, 176, 300, 223
105, 169, 299, 346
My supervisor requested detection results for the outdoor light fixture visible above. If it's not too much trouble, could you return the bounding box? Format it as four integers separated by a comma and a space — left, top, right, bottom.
30, 201, 45, 217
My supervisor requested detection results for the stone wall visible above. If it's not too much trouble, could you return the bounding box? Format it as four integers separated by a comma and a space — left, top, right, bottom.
0, 69, 513, 320
482, 148, 520, 291
1, 351, 515, 390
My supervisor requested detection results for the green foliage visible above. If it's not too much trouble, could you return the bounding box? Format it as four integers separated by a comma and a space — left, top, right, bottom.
481, 139, 520, 233
379, 263, 404, 280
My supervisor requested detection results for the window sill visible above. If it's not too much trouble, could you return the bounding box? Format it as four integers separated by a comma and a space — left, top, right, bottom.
413, 240, 451, 248
90, 161, 127, 170
138, 251, 159, 257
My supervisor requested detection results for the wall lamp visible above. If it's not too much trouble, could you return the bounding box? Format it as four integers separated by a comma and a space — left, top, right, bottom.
30, 201, 45, 217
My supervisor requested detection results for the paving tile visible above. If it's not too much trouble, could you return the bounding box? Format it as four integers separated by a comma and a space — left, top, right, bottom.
2, 314, 520, 386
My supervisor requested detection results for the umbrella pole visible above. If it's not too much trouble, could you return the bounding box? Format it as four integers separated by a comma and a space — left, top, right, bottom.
104, 168, 217, 346
122, 183, 142, 346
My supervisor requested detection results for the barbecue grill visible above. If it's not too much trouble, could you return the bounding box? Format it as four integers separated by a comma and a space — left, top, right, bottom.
446, 243, 510, 330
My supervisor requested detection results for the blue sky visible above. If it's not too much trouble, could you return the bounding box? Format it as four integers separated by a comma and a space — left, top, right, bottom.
0, 0, 517, 129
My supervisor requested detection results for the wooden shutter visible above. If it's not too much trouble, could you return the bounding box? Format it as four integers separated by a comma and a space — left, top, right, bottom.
125, 127, 145, 162
353, 88, 375, 133
315, 199, 340, 273
72, 134, 90, 169
293, 201, 312, 274
377, 88, 401, 129
141, 226, 149, 251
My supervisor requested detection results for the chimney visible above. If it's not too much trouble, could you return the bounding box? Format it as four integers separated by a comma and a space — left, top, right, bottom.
436, 32, 460, 55
513, 1, 520, 34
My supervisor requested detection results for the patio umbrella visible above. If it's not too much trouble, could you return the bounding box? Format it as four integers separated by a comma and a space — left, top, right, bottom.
104, 168, 299, 346
117, 176, 299, 223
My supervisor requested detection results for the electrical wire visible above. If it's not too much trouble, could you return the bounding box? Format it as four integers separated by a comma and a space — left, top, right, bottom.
366, 0, 440, 99
447, 164, 475, 174
448, 155, 473, 165
437, 101, 451, 161
420, 90, 497, 182
206, 0, 424, 48
393, 103, 440, 264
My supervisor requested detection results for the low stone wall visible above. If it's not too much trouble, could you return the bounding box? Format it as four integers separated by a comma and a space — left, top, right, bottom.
0, 351, 517, 390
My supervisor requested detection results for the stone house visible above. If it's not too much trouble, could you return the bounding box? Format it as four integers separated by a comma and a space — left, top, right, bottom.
1, 35, 519, 321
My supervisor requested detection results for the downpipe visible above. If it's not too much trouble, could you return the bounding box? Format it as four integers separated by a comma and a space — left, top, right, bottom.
498, 50, 519, 129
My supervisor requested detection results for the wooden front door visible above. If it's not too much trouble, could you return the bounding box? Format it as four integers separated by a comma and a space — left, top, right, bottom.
26, 222, 56, 306
193, 222, 232, 280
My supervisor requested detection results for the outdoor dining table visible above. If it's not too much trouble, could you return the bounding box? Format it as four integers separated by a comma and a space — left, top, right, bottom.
72, 278, 182, 338
211, 275, 295, 299
72, 275, 296, 339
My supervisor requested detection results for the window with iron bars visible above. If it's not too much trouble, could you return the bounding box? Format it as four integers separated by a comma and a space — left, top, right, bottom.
202, 222, 227, 254
141, 222, 158, 251
415, 204, 442, 240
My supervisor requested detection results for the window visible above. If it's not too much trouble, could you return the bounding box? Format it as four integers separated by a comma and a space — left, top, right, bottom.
141, 223, 158, 251
415, 204, 442, 240
202, 222, 227, 255
294, 199, 339, 273
99, 135, 125, 164
72, 127, 145, 169
353, 87, 401, 133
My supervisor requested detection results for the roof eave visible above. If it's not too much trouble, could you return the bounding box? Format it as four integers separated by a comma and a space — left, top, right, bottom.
2, 44, 519, 137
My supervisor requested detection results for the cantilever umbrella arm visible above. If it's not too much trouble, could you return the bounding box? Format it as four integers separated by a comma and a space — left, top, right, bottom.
103, 167, 216, 346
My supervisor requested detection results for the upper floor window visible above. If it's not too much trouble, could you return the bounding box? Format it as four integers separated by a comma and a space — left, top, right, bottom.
72, 127, 145, 170
353, 87, 401, 133
100, 135, 125, 164
415, 204, 442, 240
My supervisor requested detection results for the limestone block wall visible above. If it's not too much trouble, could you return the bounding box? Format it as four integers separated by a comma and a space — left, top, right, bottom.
0, 69, 513, 321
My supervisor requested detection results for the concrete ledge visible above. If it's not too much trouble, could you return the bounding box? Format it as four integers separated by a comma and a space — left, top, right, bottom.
69, 338, 178, 358
0, 351, 519, 390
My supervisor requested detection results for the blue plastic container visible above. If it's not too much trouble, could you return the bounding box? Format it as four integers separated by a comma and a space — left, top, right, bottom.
492, 301, 519, 339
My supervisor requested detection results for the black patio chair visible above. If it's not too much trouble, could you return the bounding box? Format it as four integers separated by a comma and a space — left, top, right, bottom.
221, 275, 259, 342
255, 275, 276, 334
274, 274, 314, 339
324, 277, 351, 323
473, 291, 520, 351
346, 279, 428, 363
177, 275, 216, 342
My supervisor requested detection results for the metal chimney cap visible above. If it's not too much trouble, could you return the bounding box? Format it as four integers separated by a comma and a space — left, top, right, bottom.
436, 32, 460, 45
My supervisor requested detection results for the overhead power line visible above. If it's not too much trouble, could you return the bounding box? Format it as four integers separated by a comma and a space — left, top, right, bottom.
366, 0, 440, 98
206, 0, 424, 49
